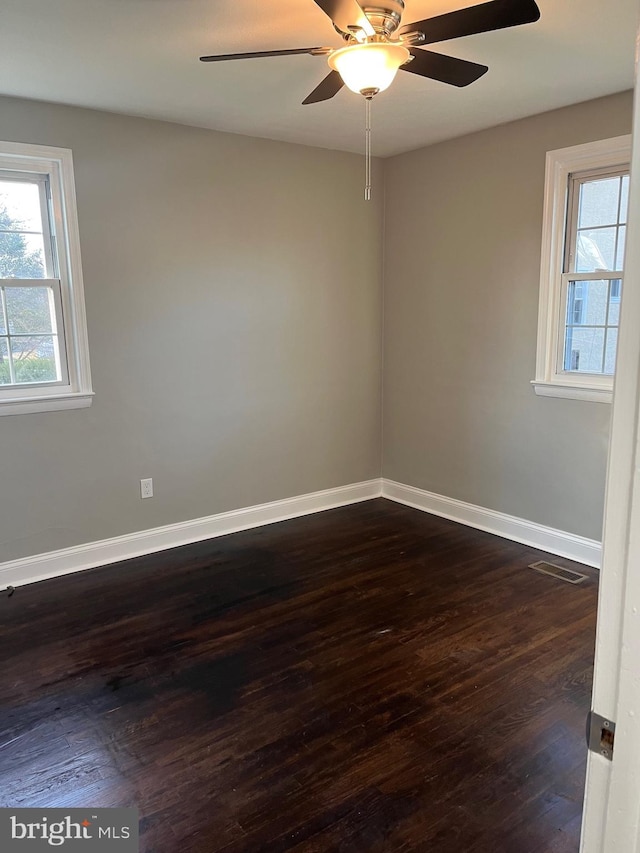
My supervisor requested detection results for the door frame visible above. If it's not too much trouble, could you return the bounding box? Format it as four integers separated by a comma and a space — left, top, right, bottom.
580, 19, 640, 851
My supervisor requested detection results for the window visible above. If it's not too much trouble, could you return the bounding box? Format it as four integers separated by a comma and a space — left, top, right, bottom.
0, 141, 92, 415
533, 135, 631, 403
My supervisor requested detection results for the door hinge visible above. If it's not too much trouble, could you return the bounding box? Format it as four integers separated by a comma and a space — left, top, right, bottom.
586, 710, 616, 761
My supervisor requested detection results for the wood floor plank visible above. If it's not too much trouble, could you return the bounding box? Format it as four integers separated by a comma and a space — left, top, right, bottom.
0, 499, 597, 851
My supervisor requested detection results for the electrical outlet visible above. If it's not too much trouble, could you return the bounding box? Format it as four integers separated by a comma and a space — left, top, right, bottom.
140, 478, 153, 499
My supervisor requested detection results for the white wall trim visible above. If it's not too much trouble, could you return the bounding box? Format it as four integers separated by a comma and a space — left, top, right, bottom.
531, 380, 612, 404
382, 478, 602, 568
1, 476, 602, 591
0, 390, 94, 417
0, 479, 382, 590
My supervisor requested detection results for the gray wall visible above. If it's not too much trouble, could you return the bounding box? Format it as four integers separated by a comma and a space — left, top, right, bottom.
0, 97, 383, 562
0, 90, 633, 563
383, 91, 634, 541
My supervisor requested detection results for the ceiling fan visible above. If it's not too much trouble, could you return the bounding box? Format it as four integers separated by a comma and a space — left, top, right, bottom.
200, 0, 541, 103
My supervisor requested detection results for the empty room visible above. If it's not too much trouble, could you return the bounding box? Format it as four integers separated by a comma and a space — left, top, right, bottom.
1, 1, 640, 851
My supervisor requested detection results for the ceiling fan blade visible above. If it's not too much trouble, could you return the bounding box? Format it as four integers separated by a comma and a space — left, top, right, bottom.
200, 47, 330, 62
312, 0, 375, 36
401, 49, 488, 87
302, 70, 345, 104
399, 0, 540, 45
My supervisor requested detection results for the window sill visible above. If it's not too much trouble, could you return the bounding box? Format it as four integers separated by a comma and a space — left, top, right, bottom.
0, 391, 94, 416
531, 381, 612, 404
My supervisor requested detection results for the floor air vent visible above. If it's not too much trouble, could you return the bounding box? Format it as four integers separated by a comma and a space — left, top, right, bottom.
529, 561, 588, 584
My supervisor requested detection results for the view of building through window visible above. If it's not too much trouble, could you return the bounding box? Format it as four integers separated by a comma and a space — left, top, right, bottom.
563, 171, 629, 375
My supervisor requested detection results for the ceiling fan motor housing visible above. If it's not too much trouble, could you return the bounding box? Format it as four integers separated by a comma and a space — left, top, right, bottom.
363, 2, 405, 36
335, 1, 405, 39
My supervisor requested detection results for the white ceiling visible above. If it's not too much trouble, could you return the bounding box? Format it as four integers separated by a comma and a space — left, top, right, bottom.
0, 0, 636, 157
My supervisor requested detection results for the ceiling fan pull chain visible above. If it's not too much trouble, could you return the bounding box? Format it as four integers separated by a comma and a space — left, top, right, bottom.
364, 95, 372, 202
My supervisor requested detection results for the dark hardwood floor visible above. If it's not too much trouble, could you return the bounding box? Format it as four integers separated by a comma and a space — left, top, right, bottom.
0, 499, 597, 852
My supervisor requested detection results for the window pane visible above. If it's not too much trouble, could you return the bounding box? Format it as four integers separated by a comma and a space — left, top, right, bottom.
564, 327, 605, 373
0, 337, 9, 384
616, 225, 626, 271
576, 228, 616, 272
5, 286, 54, 333
566, 279, 608, 326
0, 230, 46, 278
578, 177, 621, 228
620, 175, 630, 224
0, 180, 44, 233
0, 297, 5, 334
605, 328, 619, 375
10, 335, 59, 383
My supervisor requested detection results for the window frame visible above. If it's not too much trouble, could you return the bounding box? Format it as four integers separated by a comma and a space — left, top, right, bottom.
0, 141, 92, 415
533, 135, 632, 404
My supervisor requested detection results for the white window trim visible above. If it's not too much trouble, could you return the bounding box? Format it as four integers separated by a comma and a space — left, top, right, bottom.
533, 134, 632, 404
0, 140, 93, 416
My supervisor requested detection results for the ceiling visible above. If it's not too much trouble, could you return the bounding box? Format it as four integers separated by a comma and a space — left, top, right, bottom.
0, 0, 636, 157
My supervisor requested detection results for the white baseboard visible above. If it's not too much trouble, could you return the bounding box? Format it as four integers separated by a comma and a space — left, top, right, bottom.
0, 479, 382, 589
382, 478, 602, 568
0, 476, 601, 590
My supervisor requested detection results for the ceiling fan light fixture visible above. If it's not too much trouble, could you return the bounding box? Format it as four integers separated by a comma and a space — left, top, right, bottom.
328, 42, 410, 96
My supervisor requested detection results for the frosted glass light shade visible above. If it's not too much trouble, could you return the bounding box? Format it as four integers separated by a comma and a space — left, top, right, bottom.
328, 43, 410, 95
